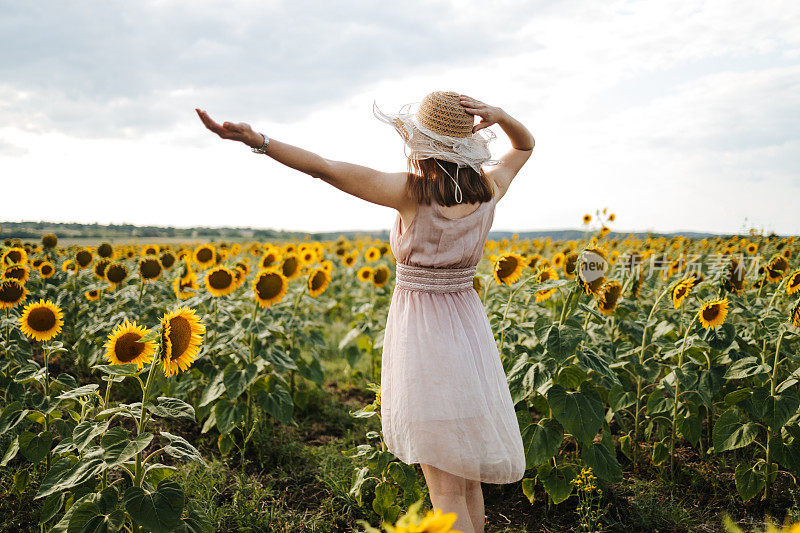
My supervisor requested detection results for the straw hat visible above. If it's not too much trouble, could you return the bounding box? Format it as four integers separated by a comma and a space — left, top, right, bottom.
373, 90, 501, 204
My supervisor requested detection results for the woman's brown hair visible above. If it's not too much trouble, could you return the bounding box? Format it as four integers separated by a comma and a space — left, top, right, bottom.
406, 158, 495, 207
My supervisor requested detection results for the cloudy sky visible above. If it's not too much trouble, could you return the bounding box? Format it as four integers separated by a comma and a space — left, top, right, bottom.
1, 0, 798, 235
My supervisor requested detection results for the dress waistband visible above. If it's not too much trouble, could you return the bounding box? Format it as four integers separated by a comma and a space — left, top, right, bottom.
394, 262, 477, 293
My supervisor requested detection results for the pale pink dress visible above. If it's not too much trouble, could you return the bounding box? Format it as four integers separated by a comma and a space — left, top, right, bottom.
380, 187, 526, 484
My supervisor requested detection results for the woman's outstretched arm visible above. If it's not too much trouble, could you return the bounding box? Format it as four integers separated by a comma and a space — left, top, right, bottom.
195, 109, 412, 211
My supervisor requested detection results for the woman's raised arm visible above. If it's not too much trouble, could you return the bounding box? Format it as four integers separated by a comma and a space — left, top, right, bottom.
195, 109, 413, 212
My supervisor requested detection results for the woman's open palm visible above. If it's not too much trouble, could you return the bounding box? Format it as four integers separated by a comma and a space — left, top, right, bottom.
195, 108, 257, 145
459, 95, 504, 133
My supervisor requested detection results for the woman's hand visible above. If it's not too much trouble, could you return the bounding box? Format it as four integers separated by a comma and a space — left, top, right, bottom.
459, 95, 507, 133
195, 108, 263, 148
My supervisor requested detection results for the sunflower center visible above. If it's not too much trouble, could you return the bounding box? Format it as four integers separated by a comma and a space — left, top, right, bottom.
702, 306, 720, 322
0, 281, 24, 303
41, 264, 53, 275
107, 265, 127, 283
28, 307, 56, 332
161, 253, 175, 268
196, 248, 213, 263
140, 259, 162, 279
282, 257, 299, 277
167, 316, 192, 360
4, 267, 25, 280
256, 273, 282, 299
496, 257, 519, 279
209, 269, 233, 290
76, 250, 92, 267
373, 267, 388, 285
114, 332, 146, 363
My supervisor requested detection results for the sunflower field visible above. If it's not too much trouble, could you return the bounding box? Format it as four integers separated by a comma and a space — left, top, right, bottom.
2, 215, 800, 532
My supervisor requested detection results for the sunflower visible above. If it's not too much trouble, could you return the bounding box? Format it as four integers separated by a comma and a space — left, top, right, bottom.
308, 267, 331, 297
365, 247, 381, 262
534, 267, 559, 303
343, 252, 357, 267
280, 253, 302, 279
671, 277, 695, 309
160, 251, 176, 269
597, 280, 622, 316
31, 259, 44, 269
139, 257, 162, 282
552, 252, 566, 269
372, 265, 391, 287
235, 261, 251, 278
746, 242, 758, 255
473, 275, 483, 295
583, 214, 592, 225
493, 252, 526, 285
578, 247, 608, 295
160, 307, 206, 377
41, 234, 58, 250
85, 288, 101, 301
300, 249, 317, 265
97, 242, 114, 258
259, 250, 280, 270
526, 253, 542, 271
600, 226, 611, 238
2, 247, 27, 266
193, 244, 216, 269
205, 266, 237, 297
0, 279, 27, 309
173, 272, 199, 300
61, 259, 77, 274
104, 320, 155, 369
320, 259, 333, 273
787, 270, 800, 296
253, 269, 289, 308
724, 258, 746, 294
18, 299, 64, 342
75, 249, 93, 268
697, 298, 729, 330
38, 261, 55, 279
792, 300, 800, 329
766, 255, 790, 282
608, 213, 616, 222
93, 258, 111, 279
142, 245, 160, 257
357, 266, 374, 282
3, 265, 29, 284
105, 262, 128, 288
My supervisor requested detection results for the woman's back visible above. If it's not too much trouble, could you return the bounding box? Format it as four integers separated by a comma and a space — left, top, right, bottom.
389, 186, 498, 270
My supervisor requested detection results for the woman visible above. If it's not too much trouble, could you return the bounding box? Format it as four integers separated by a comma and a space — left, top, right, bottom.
196, 90, 534, 533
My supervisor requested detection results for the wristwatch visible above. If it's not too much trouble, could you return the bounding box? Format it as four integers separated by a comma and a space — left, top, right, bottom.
251, 132, 270, 154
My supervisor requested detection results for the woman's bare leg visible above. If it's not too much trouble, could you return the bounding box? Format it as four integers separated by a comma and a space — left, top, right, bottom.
420, 463, 475, 533
465, 479, 485, 533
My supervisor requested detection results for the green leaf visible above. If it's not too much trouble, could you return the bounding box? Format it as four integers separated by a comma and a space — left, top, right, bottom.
0, 402, 29, 433
651, 439, 669, 466
19, 431, 53, 463
521, 478, 536, 503
35, 457, 76, 500
180, 500, 214, 533
217, 434, 235, 456
546, 384, 604, 446
36, 451, 105, 499
521, 418, 563, 468
213, 398, 245, 435
73, 421, 110, 453
104, 432, 152, 467
147, 397, 196, 422
539, 464, 575, 504
582, 442, 622, 482
198, 372, 226, 407
1, 436, 19, 466
39, 492, 65, 525
575, 347, 621, 386
123, 480, 185, 533
222, 363, 260, 400
296, 357, 325, 387
256, 384, 294, 425
67, 487, 124, 533
763, 392, 800, 430
372, 481, 398, 517
713, 408, 759, 452
734, 463, 765, 502
161, 431, 207, 466
57, 384, 100, 400
93, 363, 139, 376
545, 323, 584, 363
349, 466, 370, 506
723, 357, 769, 380
619, 434, 632, 460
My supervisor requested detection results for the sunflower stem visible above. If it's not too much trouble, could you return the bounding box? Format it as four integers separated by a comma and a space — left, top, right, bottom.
766, 274, 788, 312
43, 342, 51, 471
765, 329, 786, 501
669, 320, 692, 478
498, 277, 533, 360
249, 299, 258, 360
134, 349, 159, 487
